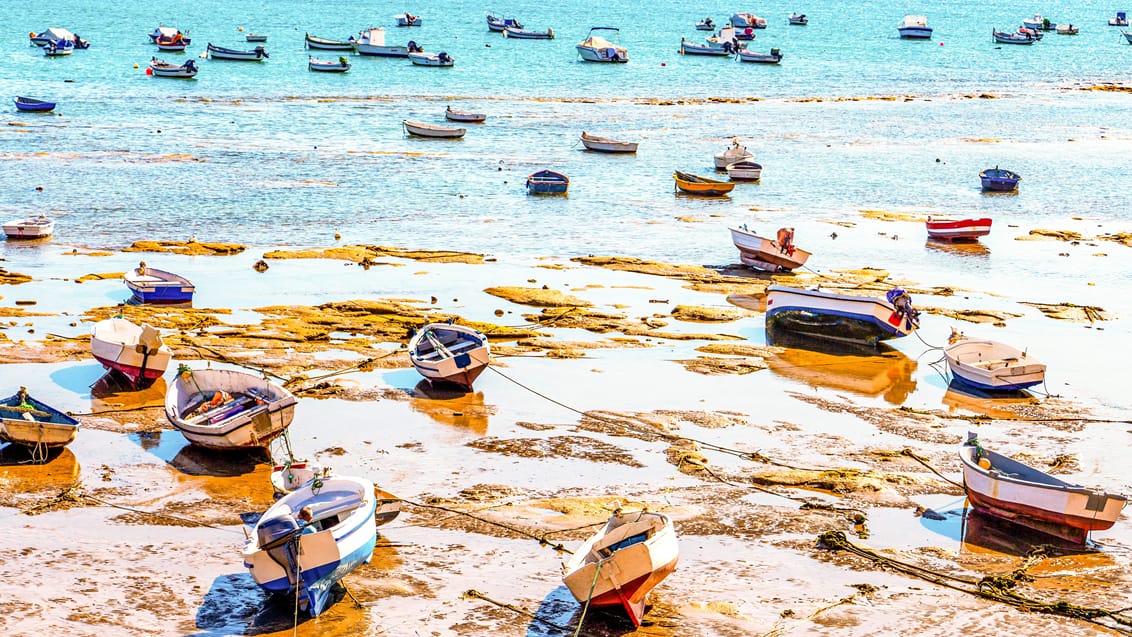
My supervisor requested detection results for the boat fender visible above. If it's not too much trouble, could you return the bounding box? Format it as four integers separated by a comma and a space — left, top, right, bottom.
978, 457, 993, 470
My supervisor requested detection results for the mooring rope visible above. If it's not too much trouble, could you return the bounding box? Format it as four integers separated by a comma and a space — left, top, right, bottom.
401, 498, 602, 553
899, 448, 965, 490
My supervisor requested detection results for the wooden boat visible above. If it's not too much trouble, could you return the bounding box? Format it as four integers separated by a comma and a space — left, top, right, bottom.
980, 166, 1021, 191
304, 33, 355, 50
729, 226, 810, 271
44, 39, 75, 56
944, 334, 1045, 391
1055, 24, 1079, 35
898, 15, 933, 39
731, 13, 768, 29
959, 433, 1126, 544
308, 56, 351, 72
1122, 30, 1132, 43
155, 32, 190, 51
403, 119, 465, 138
207, 43, 268, 60
245, 33, 268, 42
502, 26, 554, 39
673, 171, 734, 196
486, 14, 522, 32
3, 215, 55, 239
149, 58, 199, 78
925, 216, 992, 242
124, 262, 195, 303
562, 510, 678, 627
714, 138, 753, 169
726, 160, 763, 180
394, 13, 422, 27
0, 388, 80, 455
408, 323, 491, 389
14, 96, 57, 113
165, 367, 297, 450
738, 48, 783, 64
993, 29, 1036, 44
577, 27, 628, 62
695, 17, 716, 31
30, 27, 89, 48
243, 474, 377, 616
354, 28, 422, 57
580, 130, 638, 153
90, 317, 173, 388
1110, 12, 1129, 27
679, 37, 736, 56
1022, 15, 1056, 31
526, 169, 569, 194
445, 106, 486, 123
765, 285, 920, 345
408, 51, 454, 67
788, 13, 808, 25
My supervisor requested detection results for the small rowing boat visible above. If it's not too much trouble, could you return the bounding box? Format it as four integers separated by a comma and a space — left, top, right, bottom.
403, 119, 465, 138
673, 171, 734, 196
408, 322, 491, 389
526, 169, 570, 194
944, 332, 1045, 391
165, 367, 297, 450
0, 387, 80, 458
444, 106, 486, 122
580, 130, 638, 153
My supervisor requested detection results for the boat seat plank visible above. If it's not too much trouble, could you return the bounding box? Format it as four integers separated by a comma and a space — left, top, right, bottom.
970, 357, 1019, 370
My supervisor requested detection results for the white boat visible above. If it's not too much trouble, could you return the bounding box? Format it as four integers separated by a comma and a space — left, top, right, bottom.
993, 29, 1037, 44
580, 130, 638, 153
304, 33, 355, 50
206, 43, 268, 61
164, 367, 297, 450
725, 160, 763, 180
243, 474, 378, 616
90, 317, 173, 388
270, 460, 325, 496
679, 36, 737, 56
245, 33, 268, 42
737, 48, 783, 64
148, 26, 184, 42
354, 27, 422, 57
959, 433, 1127, 544
394, 13, 422, 27
0, 388, 80, 455
788, 13, 808, 25
944, 333, 1045, 392
695, 17, 716, 31
308, 56, 350, 72
562, 510, 679, 627
1022, 15, 1055, 31
714, 138, 753, 169
3, 215, 55, 239
1124, 30, 1132, 43
576, 26, 628, 62
149, 58, 198, 78
765, 285, 920, 345
502, 26, 554, 39
408, 50, 454, 66
403, 119, 466, 138
486, 14, 522, 32
31, 27, 88, 48
730, 13, 768, 29
44, 40, 74, 56
898, 14, 933, 39
445, 106, 486, 122
1110, 12, 1129, 26
729, 225, 810, 271
1055, 23, 1079, 35
409, 323, 490, 389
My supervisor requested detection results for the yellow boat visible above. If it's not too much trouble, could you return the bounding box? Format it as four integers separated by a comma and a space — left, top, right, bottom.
673, 170, 735, 196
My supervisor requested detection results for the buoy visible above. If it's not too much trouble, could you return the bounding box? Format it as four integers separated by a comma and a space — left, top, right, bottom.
238, 25, 244, 32
145, 67, 153, 75
978, 457, 992, 470
661, 61, 666, 66
133, 62, 139, 69
940, 41, 944, 46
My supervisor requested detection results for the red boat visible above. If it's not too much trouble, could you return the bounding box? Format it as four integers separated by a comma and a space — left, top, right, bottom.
925, 216, 992, 242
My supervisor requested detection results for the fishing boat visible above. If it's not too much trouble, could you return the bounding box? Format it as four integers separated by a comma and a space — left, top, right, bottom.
944, 333, 1045, 391
925, 216, 992, 242
714, 138, 753, 169
444, 106, 486, 122
149, 58, 199, 78
486, 14, 522, 32
729, 226, 810, 271
1110, 12, 1129, 26
980, 166, 1021, 191
14, 97, 56, 113
245, 33, 267, 42
408, 323, 491, 389
403, 119, 465, 138
308, 56, 351, 72
1022, 15, 1056, 31
898, 14, 933, 39
3, 215, 55, 239
993, 29, 1036, 44
394, 13, 422, 27
408, 50, 454, 66
765, 285, 920, 345
695, 17, 716, 31
576, 27, 628, 62
562, 510, 679, 627
304, 33, 355, 50
502, 26, 554, 39
0, 388, 80, 457
165, 367, 297, 450
526, 169, 570, 194
148, 26, 187, 43
673, 171, 734, 196
44, 39, 75, 56
580, 131, 638, 153
679, 36, 737, 56
788, 13, 808, 25
725, 160, 763, 180
1055, 23, 1079, 35
206, 43, 268, 60
90, 317, 173, 388
1016, 26, 1044, 40
738, 48, 783, 64
243, 474, 378, 616
354, 28, 422, 57
155, 32, 190, 51
124, 262, 195, 303
30, 28, 89, 48
731, 13, 768, 29
959, 433, 1126, 544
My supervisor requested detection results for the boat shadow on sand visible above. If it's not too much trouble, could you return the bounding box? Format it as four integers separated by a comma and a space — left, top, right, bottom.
525, 586, 673, 636
191, 572, 336, 636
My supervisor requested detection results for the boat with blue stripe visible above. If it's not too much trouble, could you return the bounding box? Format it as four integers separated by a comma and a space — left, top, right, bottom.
526, 169, 569, 194
124, 262, 195, 304
765, 285, 920, 346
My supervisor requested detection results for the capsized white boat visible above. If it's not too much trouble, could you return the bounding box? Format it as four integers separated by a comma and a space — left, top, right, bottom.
164, 367, 297, 450
3, 215, 55, 239
408, 323, 490, 389
90, 317, 173, 388
580, 130, 638, 153
729, 225, 810, 271
944, 332, 1045, 391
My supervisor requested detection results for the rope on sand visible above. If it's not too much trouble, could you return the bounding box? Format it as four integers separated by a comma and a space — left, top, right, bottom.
401, 498, 604, 553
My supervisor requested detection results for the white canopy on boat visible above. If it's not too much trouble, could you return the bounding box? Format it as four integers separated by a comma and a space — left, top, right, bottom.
41, 27, 76, 41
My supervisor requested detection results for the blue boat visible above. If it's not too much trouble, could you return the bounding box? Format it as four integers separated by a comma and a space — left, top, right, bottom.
14, 97, 56, 113
526, 169, 569, 194
0, 387, 81, 456
124, 262, 195, 304
980, 166, 1021, 192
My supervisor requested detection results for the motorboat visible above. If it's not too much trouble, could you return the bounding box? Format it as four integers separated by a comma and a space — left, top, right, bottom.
737, 48, 783, 63
308, 56, 351, 72
714, 137, 753, 169
765, 285, 920, 345
1021, 15, 1056, 31
394, 13, 422, 27
695, 17, 716, 31
408, 51, 454, 66
149, 58, 199, 78
993, 29, 1037, 44
576, 27, 628, 62
788, 13, 808, 25
486, 14, 522, 32
898, 14, 933, 39
729, 225, 810, 271
206, 43, 268, 60
354, 28, 422, 57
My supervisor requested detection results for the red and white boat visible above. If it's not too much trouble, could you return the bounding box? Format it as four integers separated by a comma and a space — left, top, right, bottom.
562, 510, 678, 626
90, 317, 173, 388
926, 216, 992, 242
960, 434, 1127, 544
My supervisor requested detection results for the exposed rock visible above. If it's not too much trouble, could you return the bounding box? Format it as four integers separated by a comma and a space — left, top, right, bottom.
263, 245, 485, 264
483, 286, 592, 308
671, 305, 747, 322
123, 241, 245, 256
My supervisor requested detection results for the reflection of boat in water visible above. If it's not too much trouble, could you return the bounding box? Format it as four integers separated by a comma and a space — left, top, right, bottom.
941, 381, 1038, 419
925, 239, 990, 258
0, 446, 79, 492
765, 326, 917, 404
921, 504, 1105, 556
409, 379, 490, 434
91, 375, 167, 409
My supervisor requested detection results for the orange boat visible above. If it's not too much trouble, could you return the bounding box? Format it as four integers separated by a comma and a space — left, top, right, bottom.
673, 170, 734, 196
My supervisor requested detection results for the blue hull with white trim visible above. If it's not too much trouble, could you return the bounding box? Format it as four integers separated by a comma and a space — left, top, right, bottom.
765, 285, 919, 346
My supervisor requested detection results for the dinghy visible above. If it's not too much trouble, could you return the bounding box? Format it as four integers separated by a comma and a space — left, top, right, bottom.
403, 119, 465, 138
444, 106, 486, 122
944, 332, 1045, 391
526, 169, 570, 194
3, 215, 55, 239
0, 388, 80, 459
729, 226, 810, 271
165, 367, 296, 450
580, 131, 638, 153
673, 171, 734, 196
408, 323, 490, 389
925, 216, 992, 242
90, 317, 173, 388
124, 262, 195, 303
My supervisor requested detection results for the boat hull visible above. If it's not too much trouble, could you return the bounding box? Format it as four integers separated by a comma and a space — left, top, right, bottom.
90, 318, 172, 387
409, 323, 491, 389
580, 132, 638, 153
526, 170, 569, 194
737, 51, 783, 63
0, 393, 80, 450
729, 228, 810, 271
674, 172, 734, 196
503, 27, 553, 39
207, 44, 267, 60
403, 120, 465, 138
765, 285, 917, 345
445, 110, 486, 123
165, 368, 297, 449
3, 218, 55, 239
576, 46, 628, 62
124, 267, 195, 303
304, 34, 354, 50
898, 27, 933, 39
925, 217, 992, 241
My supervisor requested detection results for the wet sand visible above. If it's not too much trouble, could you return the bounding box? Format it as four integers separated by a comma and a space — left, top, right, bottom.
1, 237, 1131, 637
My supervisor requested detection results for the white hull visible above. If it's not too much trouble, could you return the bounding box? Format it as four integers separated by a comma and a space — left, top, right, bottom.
737, 50, 782, 64
409, 323, 490, 388
403, 120, 465, 138
766, 285, 919, 344
945, 337, 1045, 391
308, 57, 350, 72
165, 368, 297, 449
408, 51, 454, 66
580, 131, 638, 153
3, 217, 55, 239
729, 227, 810, 271
725, 161, 762, 180
90, 318, 172, 385
356, 44, 409, 57
899, 16, 932, 39
714, 144, 752, 169
445, 109, 486, 122
395, 14, 422, 27
576, 32, 628, 62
